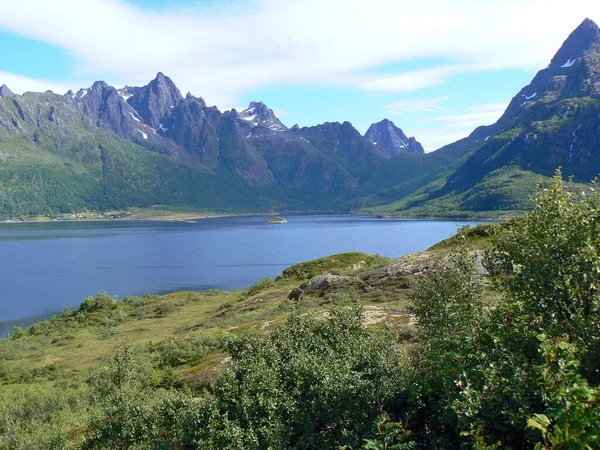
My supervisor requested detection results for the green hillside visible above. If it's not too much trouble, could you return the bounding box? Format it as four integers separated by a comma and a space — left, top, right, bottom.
0, 92, 269, 218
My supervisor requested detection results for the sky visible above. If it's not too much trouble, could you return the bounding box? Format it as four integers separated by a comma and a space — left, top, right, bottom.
0, 0, 599, 152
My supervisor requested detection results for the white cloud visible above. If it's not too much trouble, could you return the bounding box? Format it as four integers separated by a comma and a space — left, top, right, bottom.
411, 102, 508, 152
0, 0, 598, 106
425, 102, 508, 129
353, 67, 459, 94
0, 71, 72, 95
384, 97, 449, 115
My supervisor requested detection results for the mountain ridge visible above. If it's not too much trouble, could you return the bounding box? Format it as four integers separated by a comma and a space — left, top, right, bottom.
368, 17, 600, 218
0, 73, 435, 217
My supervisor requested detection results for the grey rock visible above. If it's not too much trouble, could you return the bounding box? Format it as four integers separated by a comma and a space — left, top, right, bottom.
70, 80, 143, 142
127, 72, 183, 128
549, 18, 599, 70
377, 252, 437, 279
500, 18, 600, 125
168, 95, 221, 168
365, 119, 425, 156
216, 113, 275, 186
0, 85, 14, 98
299, 273, 354, 292
238, 101, 287, 132
12, 99, 32, 122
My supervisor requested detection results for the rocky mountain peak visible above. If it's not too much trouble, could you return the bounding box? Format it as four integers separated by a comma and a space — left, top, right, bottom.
126, 72, 183, 128
67, 79, 153, 145
67, 80, 117, 102
0, 84, 14, 98
239, 101, 287, 132
365, 119, 425, 156
494, 18, 600, 127
549, 18, 600, 69
91, 80, 110, 91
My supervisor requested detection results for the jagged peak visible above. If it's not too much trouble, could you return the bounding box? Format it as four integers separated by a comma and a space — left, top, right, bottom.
243, 101, 270, 117
549, 18, 600, 68
0, 84, 14, 98
365, 119, 424, 156
125, 73, 184, 128
248, 101, 266, 109
91, 80, 111, 90
117, 85, 138, 102
577, 17, 599, 32
374, 118, 394, 126
239, 101, 287, 131
365, 119, 409, 139
149, 72, 182, 97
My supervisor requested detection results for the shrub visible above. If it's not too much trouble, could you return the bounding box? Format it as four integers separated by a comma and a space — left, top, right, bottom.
78, 292, 118, 314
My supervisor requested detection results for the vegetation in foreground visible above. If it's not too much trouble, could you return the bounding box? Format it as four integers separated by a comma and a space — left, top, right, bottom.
1, 172, 599, 448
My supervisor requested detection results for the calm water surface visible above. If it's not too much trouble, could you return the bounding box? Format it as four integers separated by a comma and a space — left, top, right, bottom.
0, 214, 485, 335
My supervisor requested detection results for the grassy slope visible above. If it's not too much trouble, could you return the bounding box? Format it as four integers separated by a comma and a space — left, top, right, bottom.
0, 225, 497, 390
366, 96, 600, 219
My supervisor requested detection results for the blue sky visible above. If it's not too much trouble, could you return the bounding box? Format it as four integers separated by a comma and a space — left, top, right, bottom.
0, 0, 598, 151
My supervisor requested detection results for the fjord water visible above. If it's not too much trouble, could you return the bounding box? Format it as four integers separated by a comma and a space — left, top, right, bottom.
0, 214, 484, 336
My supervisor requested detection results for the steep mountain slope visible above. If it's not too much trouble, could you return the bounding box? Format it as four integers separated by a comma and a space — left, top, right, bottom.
377, 18, 600, 217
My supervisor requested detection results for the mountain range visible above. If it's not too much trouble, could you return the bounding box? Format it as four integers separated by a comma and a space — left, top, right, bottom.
0, 18, 599, 218
0, 70, 431, 217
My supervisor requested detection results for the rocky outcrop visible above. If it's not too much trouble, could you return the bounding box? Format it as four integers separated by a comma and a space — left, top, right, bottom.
376, 252, 435, 280
300, 272, 353, 292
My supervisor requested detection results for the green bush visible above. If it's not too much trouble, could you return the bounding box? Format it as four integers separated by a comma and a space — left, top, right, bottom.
78, 292, 118, 314
189, 305, 406, 449
403, 170, 600, 448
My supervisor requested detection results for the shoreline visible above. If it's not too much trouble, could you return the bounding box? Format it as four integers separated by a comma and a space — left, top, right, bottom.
0, 208, 510, 225
0, 210, 271, 225
0, 207, 344, 225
